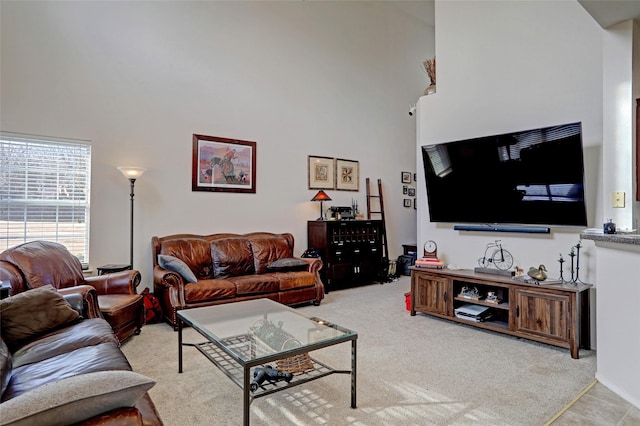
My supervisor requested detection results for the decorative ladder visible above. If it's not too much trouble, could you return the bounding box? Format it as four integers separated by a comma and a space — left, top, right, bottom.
366, 178, 392, 282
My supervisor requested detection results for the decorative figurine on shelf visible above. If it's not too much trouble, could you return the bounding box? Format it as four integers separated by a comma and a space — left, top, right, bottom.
460, 286, 482, 300
527, 265, 548, 281
558, 254, 565, 281
514, 266, 524, 277
566, 240, 583, 284
486, 291, 501, 304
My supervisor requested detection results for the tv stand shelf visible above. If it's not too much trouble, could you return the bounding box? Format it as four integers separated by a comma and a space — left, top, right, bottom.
410, 267, 592, 358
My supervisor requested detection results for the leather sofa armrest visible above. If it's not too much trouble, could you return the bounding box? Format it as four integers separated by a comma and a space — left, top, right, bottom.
85, 270, 141, 295
153, 265, 185, 289
299, 257, 323, 274
0, 260, 27, 296
58, 285, 103, 319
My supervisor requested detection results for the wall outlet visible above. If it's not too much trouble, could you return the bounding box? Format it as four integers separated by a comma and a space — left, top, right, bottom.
612, 191, 625, 208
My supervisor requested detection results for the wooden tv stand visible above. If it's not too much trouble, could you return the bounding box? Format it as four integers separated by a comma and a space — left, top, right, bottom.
410, 267, 592, 358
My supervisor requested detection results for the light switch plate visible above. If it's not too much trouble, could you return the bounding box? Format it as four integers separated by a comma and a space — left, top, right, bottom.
612, 191, 625, 208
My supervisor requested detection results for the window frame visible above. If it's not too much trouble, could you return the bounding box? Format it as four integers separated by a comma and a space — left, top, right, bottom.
0, 132, 92, 264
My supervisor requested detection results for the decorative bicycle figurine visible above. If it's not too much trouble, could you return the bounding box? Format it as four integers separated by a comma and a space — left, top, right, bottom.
478, 240, 514, 271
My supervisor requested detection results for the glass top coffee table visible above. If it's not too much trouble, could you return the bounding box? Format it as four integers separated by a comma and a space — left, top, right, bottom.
178, 298, 357, 425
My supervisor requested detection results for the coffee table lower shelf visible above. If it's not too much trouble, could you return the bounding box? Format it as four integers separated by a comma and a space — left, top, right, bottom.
180, 331, 356, 425
190, 339, 349, 399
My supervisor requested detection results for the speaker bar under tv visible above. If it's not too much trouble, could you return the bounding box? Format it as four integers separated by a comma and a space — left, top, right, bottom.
453, 225, 550, 234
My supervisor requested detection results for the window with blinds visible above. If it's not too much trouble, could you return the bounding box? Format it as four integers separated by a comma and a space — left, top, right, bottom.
0, 133, 91, 263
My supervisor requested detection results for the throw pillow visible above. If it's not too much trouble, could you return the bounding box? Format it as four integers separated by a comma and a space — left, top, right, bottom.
0, 370, 155, 426
267, 258, 309, 271
0, 285, 80, 352
158, 254, 198, 283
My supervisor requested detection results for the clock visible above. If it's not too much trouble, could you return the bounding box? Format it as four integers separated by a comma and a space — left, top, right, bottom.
423, 240, 438, 259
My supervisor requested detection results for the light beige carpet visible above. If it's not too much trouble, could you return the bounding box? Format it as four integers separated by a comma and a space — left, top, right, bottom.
122, 276, 596, 425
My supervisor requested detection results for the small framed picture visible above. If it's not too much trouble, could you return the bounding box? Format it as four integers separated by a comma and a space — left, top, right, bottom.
403, 199, 411, 208
414, 198, 417, 209
403, 185, 408, 194
408, 188, 416, 196
414, 173, 417, 181
335, 158, 359, 191
308, 156, 335, 190
401, 171, 412, 184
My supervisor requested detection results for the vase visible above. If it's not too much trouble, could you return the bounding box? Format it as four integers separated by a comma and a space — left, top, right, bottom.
424, 84, 436, 95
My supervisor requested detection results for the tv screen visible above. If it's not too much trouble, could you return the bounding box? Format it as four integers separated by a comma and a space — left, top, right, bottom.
421, 122, 587, 227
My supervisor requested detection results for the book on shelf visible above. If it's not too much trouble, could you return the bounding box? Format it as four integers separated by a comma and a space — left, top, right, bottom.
415, 258, 445, 268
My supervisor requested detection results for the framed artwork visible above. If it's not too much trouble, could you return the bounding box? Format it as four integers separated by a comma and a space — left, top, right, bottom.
408, 188, 416, 196
403, 185, 408, 194
414, 198, 417, 209
401, 171, 412, 184
403, 199, 411, 208
308, 155, 335, 189
192, 134, 256, 193
336, 158, 359, 191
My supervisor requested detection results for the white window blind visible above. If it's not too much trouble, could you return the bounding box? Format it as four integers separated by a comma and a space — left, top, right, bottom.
0, 133, 91, 263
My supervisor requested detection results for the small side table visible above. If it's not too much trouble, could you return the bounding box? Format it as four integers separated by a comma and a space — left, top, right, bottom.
402, 244, 418, 256
97, 264, 132, 275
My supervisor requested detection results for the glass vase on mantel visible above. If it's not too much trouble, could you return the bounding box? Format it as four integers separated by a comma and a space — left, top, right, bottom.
424, 84, 436, 95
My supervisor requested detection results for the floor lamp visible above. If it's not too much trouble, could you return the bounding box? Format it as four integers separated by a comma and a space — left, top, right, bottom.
117, 166, 146, 269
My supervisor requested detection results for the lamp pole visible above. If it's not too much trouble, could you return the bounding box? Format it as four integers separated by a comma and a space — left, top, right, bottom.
128, 177, 136, 269
117, 167, 146, 269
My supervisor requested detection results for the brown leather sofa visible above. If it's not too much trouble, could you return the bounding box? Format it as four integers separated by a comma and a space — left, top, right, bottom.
0, 241, 144, 342
152, 232, 324, 328
0, 285, 163, 425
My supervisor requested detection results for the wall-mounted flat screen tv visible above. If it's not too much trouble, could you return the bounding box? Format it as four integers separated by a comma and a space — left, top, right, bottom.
421, 122, 587, 227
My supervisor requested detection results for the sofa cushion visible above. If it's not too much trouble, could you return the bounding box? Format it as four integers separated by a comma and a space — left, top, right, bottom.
0, 286, 81, 353
11, 318, 117, 368
3, 342, 132, 401
270, 271, 317, 291
0, 337, 11, 397
267, 258, 309, 272
157, 255, 198, 283
250, 237, 293, 274
211, 239, 255, 278
160, 238, 213, 279
228, 274, 280, 296
183, 280, 236, 303
0, 370, 155, 426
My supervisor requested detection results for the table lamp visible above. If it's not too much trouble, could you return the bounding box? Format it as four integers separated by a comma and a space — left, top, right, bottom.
311, 190, 331, 221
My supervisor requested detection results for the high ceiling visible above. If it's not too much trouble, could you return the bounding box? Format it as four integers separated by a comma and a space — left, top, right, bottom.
578, 0, 640, 28
393, 1, 640, 30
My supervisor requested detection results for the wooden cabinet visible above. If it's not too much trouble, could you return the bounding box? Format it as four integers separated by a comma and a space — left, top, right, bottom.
413, 273, 450, 316
307, 220, 383, 291
514, 289, 570, 343
410, 268, 591, 359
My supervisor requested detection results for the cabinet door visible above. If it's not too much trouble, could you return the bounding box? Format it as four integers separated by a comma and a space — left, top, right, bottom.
515, 289, 569, 342
414, 274, 449, 315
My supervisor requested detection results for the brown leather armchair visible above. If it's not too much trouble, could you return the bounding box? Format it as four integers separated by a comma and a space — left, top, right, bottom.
0, 241, 144, 342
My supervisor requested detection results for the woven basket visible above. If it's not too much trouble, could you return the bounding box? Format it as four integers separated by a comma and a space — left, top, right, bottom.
249, 320, 314, 374
276, 338, 314, 373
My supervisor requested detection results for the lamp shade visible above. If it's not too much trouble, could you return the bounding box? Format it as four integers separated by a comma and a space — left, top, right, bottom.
117, 166, 146, 180
311, 190, 332, 202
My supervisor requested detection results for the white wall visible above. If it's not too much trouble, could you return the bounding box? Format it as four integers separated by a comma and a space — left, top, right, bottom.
592, 19, 640, 409
0, 1, 434, 287
603, 20, 635, 231
417, 1, 602, 284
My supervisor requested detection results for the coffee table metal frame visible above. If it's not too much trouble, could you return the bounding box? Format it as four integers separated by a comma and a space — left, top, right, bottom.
177, 299, 357, 426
